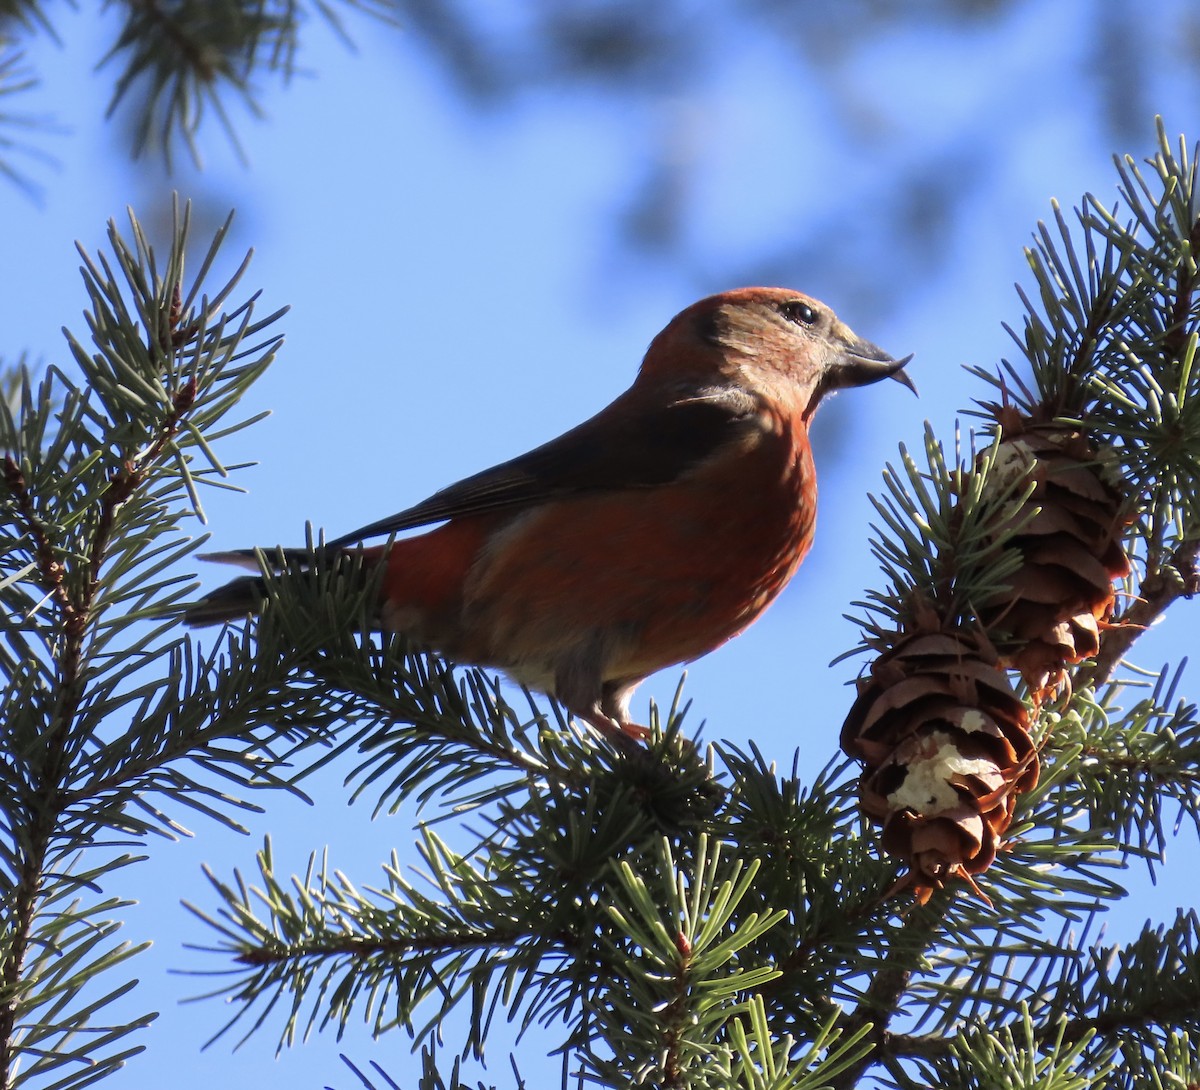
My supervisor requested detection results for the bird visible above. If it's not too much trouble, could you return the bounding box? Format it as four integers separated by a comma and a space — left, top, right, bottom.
185, 287, 914, 744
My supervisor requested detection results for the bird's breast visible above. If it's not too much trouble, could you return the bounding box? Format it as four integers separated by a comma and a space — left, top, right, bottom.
452, 414, 818, 678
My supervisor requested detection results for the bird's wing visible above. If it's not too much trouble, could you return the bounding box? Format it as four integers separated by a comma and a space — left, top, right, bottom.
326, 388, 759, 546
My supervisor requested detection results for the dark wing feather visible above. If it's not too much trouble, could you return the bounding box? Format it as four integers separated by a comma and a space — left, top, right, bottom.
326, 390, 758, 546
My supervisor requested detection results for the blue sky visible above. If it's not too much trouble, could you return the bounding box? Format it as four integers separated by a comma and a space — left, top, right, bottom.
4, 3, 1199, 1087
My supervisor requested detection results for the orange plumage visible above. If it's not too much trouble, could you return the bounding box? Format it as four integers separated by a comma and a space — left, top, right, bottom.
186, 288, 913, 742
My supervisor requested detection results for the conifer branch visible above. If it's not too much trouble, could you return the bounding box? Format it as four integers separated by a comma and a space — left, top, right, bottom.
823, 119, 1200, 1090
1075, 534, 1200, 690
827, 906, 945, 1090
0, 199, 287, 1086
0, 368, 199, 1084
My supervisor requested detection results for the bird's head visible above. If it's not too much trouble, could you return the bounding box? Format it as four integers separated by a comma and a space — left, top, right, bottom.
641, 287, 915, 419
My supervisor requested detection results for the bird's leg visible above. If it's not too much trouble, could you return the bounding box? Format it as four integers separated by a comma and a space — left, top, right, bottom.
554, 649, 649, 747
599, 679, 650, 742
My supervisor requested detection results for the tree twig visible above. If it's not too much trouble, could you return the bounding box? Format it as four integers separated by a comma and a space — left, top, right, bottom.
1076, 536, 1200, 692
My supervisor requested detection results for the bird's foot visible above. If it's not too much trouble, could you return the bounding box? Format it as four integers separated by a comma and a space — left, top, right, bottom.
578, 709, 651, 750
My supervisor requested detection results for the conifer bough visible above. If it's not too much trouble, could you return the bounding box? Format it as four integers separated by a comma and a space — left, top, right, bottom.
843, 119, 1197, 904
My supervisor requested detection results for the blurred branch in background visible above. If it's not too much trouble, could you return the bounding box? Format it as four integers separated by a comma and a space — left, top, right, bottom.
4, 1, 1200, 309
0, 43, 58, 200
381, 0, 1195, 296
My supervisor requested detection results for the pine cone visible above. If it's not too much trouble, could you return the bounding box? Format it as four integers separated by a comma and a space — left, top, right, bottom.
841, 627, 1037, 903
978, 415, 1130, 700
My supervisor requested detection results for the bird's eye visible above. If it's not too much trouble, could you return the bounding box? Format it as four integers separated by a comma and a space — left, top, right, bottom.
779, 300, 818, 327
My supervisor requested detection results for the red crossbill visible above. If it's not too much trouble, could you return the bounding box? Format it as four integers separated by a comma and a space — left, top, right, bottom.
186, 287, 913, 742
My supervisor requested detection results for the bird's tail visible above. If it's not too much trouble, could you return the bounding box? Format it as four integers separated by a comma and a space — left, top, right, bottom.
183, 545, 382, 627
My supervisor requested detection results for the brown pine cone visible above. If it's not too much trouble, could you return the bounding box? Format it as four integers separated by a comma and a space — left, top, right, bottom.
978, 414, 1130, 700
842, 626, 1037, 903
